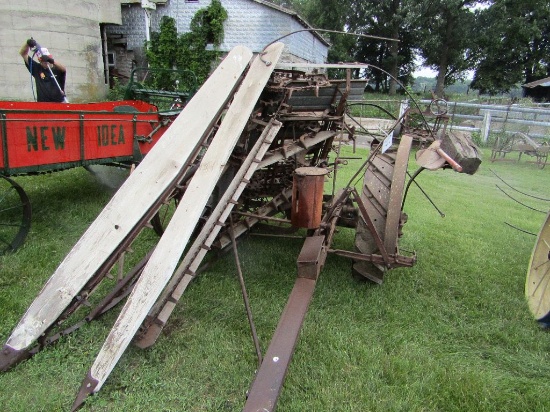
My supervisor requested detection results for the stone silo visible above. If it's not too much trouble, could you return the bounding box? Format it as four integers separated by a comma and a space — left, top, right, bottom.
0, 1, 122, 102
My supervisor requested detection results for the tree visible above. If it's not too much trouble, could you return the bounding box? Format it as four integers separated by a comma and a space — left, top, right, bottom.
146, 0, 228, 85
411, 0, 481, 97
350, 0, 417, 94
146, 16, 180, 70
470, 0, 550, 95
298, 0, 417, 94
296, 0, 357, 63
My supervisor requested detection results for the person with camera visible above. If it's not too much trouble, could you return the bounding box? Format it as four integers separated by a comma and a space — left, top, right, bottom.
19, 38, 67, 102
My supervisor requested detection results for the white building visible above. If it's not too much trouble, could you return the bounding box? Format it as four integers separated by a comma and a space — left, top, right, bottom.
1, 1, 329, 102
110, 1, 328, 65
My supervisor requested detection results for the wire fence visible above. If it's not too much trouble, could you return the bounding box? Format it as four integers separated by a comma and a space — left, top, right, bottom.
418, 100, 550, 142
347, 98, 550, 144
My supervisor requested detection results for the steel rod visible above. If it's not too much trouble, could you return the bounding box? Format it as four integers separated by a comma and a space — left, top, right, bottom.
243, 277, 316, 412
229, 215, 263, 369
404, 170, 445, 217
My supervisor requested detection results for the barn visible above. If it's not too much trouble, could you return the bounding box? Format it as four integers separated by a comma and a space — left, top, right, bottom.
522, 77, 550, 102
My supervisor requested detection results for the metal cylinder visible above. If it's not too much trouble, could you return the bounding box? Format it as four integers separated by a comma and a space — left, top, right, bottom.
291, 167, 328, 229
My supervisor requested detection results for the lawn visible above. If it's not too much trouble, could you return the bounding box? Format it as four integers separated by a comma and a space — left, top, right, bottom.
0, 143, 549, 412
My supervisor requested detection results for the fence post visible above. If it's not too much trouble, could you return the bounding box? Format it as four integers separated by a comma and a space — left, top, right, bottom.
399, 99, 409, 119
503, 105, 511, 135
481, 111, 491, 142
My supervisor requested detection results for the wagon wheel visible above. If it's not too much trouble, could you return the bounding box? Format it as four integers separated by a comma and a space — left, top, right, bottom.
0, 175, 32, 254
525, 210, 550, 327
353, 135, 413, 283
536, 148, 549, 169
429, 98, 448, 116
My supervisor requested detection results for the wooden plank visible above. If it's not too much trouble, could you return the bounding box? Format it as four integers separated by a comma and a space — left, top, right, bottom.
1, 46, 253, 355
383, 134, 413, 255
72, 42, 285, 408
135, 120, 283, 349
440, 130, 482, 175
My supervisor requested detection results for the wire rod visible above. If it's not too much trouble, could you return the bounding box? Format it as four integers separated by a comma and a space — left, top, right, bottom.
490, 168, 550, 202
404, 169, 445, 217
229, 215, 263, 368
263, 29, 398, 51
504, 222, 536, 236
496, 185, 547, 213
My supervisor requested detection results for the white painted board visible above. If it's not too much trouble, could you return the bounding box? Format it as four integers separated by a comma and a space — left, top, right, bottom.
3, 46, 253, 352
79, 42, 284, 397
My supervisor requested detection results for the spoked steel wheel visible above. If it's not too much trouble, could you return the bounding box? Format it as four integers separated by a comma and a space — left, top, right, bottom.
0, 175, 32, 254
353, 135, 413, 283
526, 211, 550, 327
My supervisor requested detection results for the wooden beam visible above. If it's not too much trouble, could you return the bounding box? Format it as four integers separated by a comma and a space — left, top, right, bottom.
1, 46, 254, 365
72, 42, 285, 410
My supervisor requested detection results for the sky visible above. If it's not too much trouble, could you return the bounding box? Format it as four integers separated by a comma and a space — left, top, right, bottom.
413, 66, 474, 80
413, 66, 438, 78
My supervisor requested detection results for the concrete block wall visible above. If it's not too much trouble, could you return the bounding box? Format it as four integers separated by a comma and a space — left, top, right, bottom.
0, 1, 122, 102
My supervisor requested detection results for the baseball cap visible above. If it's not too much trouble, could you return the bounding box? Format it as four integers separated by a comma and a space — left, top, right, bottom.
37, 47, 53, 62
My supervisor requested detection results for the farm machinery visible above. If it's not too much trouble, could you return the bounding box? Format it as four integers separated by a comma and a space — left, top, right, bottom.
490, 131, 549, 168
0, 44, 481, 411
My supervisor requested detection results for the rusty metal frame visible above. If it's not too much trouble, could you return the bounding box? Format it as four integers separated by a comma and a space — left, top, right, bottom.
243, 161, 417, 410
243, 277, 317, 412
1, 65, 477, 411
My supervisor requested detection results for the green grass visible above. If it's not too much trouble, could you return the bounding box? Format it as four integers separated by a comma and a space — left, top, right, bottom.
0, 145, 549, 412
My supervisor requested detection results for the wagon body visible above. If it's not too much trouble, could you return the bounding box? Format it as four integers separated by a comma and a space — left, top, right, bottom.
0, 100, 171, 176
0, 99, 175, 253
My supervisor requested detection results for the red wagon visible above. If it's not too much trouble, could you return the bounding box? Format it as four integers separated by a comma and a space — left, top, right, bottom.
0, 100, 175, 253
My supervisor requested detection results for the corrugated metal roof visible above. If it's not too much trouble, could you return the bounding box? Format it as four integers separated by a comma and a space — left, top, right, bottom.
522, 77, 550, 88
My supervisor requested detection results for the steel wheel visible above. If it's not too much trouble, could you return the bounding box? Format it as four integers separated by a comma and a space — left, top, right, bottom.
0, 175, 32, 254
353, 135, 413, 283
526, 211, 550, 326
